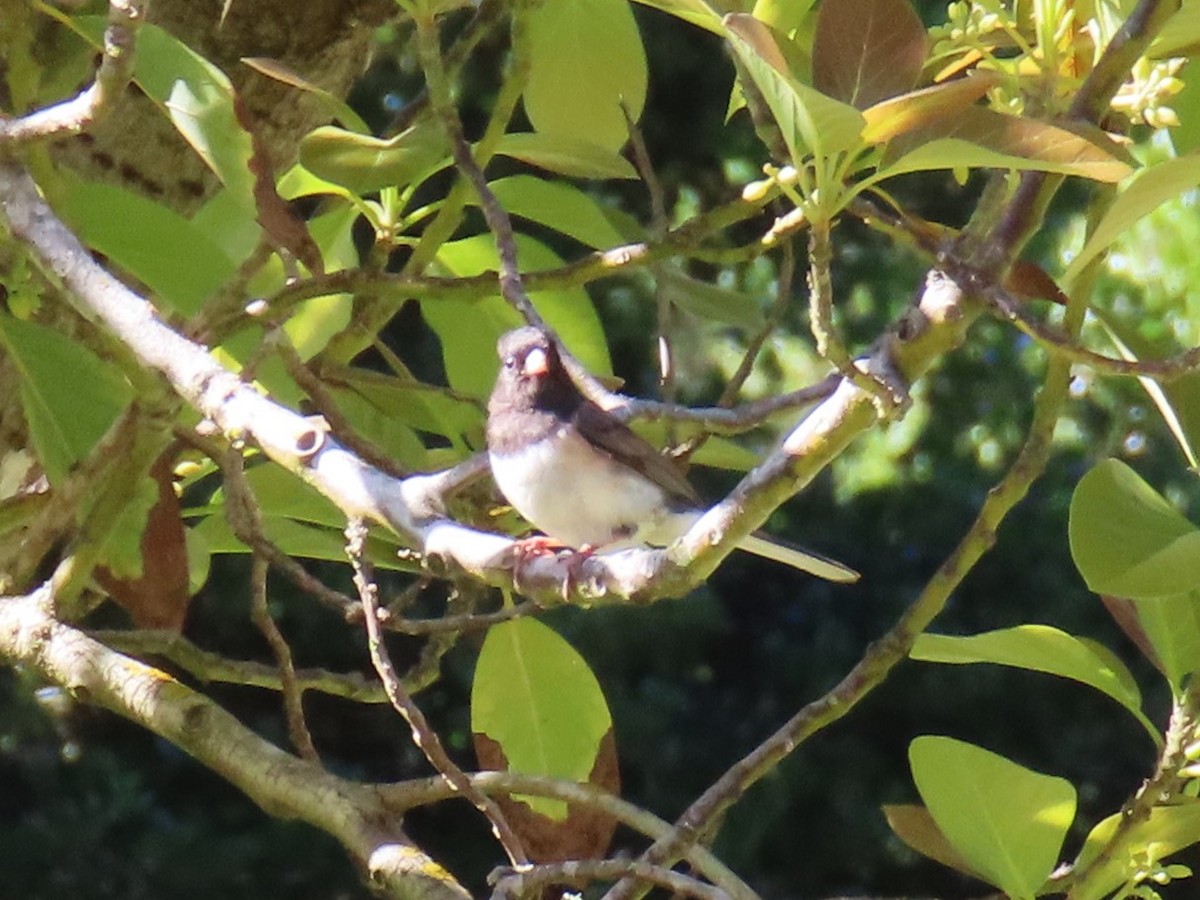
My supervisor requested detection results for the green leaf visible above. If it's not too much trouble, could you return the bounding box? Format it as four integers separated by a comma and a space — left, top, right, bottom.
0, 314, 132, 484
1066, 154, 1200, 282
298, 123, 449, 195
631, 0, 724, 34
325, 370, 481, 452
878, 109, 1134, 184
1069, 459, 1200, 599
73, 17, 256, 203
56, 177, 235, 316
426, 233, 611, 397
471, 618, 613, 820
658, 268, 766, 328
1129, 592, 1200, 690
725, 14, 866, 163
487, 175, 632, 249
909, 735, 1077, 900
493, 132, 638, 179
911, 626, 1158, 743
526, 0, 648, 153
191, 512, 408, 569
1071, 803, 1200, 900
811, 0, 928, 110
1149, 3, 1200, 58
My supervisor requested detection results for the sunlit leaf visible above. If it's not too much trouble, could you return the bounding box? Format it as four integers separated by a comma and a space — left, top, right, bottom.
1070, 804, 1200, 900
525, 0, 648, 152
1069, 459, 1200, 599
861, 72, 1000, 145
880, 108, 1134, 183
55, 177, 235, 316
493, 132, 638, 179
72, 17, 256, 202
909, 736, 1076, 900
911, 625, 1158, 742
630, 0, 724, 34
487, 176, 631, 249
298, 123, 449, 194
812, 0, 928, 109
0, 314, 131, 484
472, 619, 613, 820
427, 234, 611, 397
725, 14, 866, 162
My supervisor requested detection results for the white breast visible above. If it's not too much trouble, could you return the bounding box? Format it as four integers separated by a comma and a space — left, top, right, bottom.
489, 425, 672, 548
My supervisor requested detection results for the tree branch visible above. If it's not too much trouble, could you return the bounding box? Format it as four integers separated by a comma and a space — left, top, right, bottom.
0, 0, 145, 147
0, 587, 470, 900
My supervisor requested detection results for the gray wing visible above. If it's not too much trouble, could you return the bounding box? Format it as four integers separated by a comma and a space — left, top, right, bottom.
572, 402, 700, 507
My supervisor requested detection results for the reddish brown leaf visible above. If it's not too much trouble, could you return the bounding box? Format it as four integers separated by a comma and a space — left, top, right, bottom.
883, 803, 980, 878
812, 0, 928, 109
1100, 595, 1165, 676
474, 730, 620, 863
234, 95, 325, 275
1005, 260, 1069, 306
96, 451, 191, 631
862, 71, 1000, 144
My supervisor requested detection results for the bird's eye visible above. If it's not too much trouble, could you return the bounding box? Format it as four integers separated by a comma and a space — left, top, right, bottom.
503, 355, 516, 369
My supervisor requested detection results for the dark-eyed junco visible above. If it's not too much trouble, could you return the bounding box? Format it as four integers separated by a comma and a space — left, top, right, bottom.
486, 327, 858, 583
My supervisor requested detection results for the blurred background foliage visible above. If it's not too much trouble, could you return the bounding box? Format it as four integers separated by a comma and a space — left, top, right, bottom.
4, 0, 1200, 897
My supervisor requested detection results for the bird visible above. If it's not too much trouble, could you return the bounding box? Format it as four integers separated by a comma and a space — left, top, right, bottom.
485, 326, 859, 583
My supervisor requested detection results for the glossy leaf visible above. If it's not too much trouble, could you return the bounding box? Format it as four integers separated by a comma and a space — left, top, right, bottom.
812, 0, 928, 109
1149, 3, 1200, 58
472, 619, 613, 819
487, 176, 631, 249
73, 17, 256, 202
909, 735, 1076, 900
525, 0, 648, 152
1069, 459, 1200, 599
298, 124, 449, 194
1066, 154, 1200, 281
56, 178, 235, 316
725, 14, 866, 162
880, 108, 1134, 183
630, 0, 724, 34
192, 512, 409, 569
325, 371, 481, 453
911, 626, 1157, 742
1121, 591, 1200, 689
0, 314, 132, 484
861, 72, 1000, 145
1071, 803, 1200, 900
493, 132, 639, 179
427, 233, 611, 397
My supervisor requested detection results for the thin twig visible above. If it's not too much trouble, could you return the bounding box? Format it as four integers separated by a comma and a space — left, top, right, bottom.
490, 858, 730, 900
382, 770, 756, 900
0, 0, 145, 147
346, 518, 528, 867
91, 628, 393, 701
1060, 680, 1200, 898
248, 554, 321, 762
273, 332, 409, 478
215, 444, 363, 621
415, 5, 542, 329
